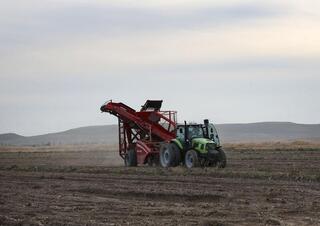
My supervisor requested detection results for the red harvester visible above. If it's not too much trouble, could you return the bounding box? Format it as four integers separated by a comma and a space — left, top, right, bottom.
100, 100, 177, 166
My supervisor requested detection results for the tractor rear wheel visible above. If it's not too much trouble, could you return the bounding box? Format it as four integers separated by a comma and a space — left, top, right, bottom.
160, 143, 175, 167
170, 143, 181, 166
217, 149, 227, 168
185, 149, 199, 168
126, 149, 137, 167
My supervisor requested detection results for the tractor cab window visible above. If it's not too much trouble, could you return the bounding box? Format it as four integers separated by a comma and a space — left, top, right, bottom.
188, 126, 204, 139
176, 126, 185, 140
208, 124, 220, 146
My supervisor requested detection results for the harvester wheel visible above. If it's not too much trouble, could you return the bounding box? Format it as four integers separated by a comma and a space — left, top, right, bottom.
147, 155, 159, 167
160, 143, 175, 167
147, 156, 153, 166
127, 149, 137, 167
170, 143, 181, 166
217, 149, 227, 168
185, 149, 199, 168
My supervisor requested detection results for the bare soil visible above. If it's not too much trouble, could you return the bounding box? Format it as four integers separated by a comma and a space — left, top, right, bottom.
0, 145, 319, 225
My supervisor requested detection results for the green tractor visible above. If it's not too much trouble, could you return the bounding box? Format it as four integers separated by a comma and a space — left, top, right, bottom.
159, 119, 226, 168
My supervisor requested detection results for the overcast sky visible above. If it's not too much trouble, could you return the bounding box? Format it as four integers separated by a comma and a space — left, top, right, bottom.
1, 0, 320, 136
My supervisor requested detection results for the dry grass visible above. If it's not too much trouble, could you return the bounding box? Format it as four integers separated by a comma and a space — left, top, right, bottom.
224, 140, 320, 150
2, 140, 319, 153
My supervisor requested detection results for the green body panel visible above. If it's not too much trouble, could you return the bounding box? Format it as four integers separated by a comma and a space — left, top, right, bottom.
192, 138, 216, 154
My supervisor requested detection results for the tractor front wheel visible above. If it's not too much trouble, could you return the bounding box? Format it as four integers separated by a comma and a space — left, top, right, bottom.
217, 149, 227, 168
185, 149, 199, 168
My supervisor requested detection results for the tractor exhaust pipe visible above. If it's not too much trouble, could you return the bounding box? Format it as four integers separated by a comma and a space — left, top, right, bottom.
204, 119, 209, 138
184, 120, 189, 149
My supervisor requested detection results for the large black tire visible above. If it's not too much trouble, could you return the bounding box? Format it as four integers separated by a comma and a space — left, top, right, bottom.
170, 143, 181, 166
147, 155, 153, 166
160, 143, 176, 167
126, 149, 137, 167
217, 149, 227, 168
146, 155, 159, 167
185, 149, 200, 168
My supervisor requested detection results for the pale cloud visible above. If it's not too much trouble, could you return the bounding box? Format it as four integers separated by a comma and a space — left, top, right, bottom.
2, 16, 320, 78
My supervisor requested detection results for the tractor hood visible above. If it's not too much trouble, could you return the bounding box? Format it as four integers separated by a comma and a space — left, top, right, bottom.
192, 138, 215, 145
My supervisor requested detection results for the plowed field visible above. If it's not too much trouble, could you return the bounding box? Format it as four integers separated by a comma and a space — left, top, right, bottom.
0, 145, 319, 225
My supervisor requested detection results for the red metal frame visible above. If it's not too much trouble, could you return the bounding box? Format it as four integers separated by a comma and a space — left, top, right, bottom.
101, 100, 177, 165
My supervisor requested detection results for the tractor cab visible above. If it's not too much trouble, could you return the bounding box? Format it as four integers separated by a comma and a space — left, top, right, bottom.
176, 120, 221, 148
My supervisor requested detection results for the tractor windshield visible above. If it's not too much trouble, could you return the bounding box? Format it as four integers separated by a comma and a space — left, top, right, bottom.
188, 125, 204, 139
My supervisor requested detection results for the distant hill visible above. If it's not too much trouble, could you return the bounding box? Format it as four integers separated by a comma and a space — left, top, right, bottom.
0, 122, 319, 146
0, 133, 25, 142
0, 125, 118, 146
215, 122, 320, 142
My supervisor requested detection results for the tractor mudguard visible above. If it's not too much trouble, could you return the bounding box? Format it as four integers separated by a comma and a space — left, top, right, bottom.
171, 139, 183, 150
